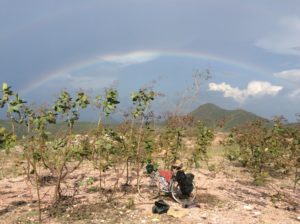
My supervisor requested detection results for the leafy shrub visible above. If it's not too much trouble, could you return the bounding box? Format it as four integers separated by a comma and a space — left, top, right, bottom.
192, 121, 214, 168
226, 118, 300, 189
0, 127, 16, 152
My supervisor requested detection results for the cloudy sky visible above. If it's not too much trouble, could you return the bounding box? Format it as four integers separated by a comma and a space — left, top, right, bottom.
0, 0, 300, 121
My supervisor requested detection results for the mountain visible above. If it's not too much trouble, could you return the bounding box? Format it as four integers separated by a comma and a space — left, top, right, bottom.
0, 119, 118, 137
189, 103, 270, 131
0, 119, 10, 129
1, 104, 272, 134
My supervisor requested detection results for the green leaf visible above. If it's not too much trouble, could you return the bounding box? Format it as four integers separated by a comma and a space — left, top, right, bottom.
33, 152, 42, 161
2, 83, 8, 91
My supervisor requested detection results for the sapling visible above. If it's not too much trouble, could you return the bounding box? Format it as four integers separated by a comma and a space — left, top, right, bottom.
288, 130, 300, 192
49, 90, 90, 201
0, 83, 15, 135
92, 88, 119, 190
229, 120, 270, 184
0, 83, 48, 223
192, 121, 214, 168
140, 110, 157, 164
161, 115, 193, 169
53, 91, 89, 134
130, 88, 156, 189
270, 117, 300, 191
162, 126, 184, 168
117, 119, 137, 185
290, 114, 300, 191
25, 107, 58, 223
0, 127, 15, 152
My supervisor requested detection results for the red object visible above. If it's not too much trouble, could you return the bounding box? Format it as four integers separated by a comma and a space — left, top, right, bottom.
159, 170, 172, 183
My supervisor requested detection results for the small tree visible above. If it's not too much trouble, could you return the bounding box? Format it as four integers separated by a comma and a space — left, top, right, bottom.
130, 88, 156, 188
117, 119, 137, 185
192, 121, 214, 168
24, 108, 56, 222
0, 83, 51, 222
92, 88, 119, 190
162, 126, 184, 168
227, 120, 270, 184
0, 83, 25, 138
267, 117, 300, 191
292, 114, 300, 191
53, 91, 89, 134
94, 88, 119, 128
161, 115, 193, 169
0, 127, 15, 152
48, 90, 90, 201
0, 127, 16, 182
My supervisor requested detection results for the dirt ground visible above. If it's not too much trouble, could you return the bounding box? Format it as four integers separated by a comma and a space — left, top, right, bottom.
0, 154, 300, 224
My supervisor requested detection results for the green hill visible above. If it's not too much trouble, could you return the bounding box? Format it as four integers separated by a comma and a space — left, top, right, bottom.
0, 119, 10, 129
0, 119, 119, 137
189, 103, 271, 131
0, 119, 97, 136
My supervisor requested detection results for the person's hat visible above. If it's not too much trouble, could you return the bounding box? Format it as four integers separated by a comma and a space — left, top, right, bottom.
172, 159, 183, 168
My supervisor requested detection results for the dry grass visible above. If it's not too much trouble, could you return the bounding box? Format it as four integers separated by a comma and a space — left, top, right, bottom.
0, 142, 300, 223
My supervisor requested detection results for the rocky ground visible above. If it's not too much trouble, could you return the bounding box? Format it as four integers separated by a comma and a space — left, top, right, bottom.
0, 155, 300, 224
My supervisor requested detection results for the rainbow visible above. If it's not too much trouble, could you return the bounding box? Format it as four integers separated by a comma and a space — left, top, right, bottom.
21, 50, 269, 95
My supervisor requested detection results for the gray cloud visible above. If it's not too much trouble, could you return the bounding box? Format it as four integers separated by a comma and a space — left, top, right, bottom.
289, 88, 300, 98
274, 69, 300, 81
1, 0, 300, 121
1, 0, 296, 87
255, 16, 300, 56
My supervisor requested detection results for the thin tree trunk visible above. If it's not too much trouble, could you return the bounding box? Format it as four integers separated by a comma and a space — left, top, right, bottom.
54, 163, 65, 202
11, 120, 15, 137
33, 163, 42, 223
97, 114, 102, 129
294, 167, 299, 192
136, 116, 145, 189
99, 165, 102, 191
126, 157, 130, 185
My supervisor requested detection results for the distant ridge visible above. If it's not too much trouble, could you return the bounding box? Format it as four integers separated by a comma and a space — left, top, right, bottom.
0, 119, 117, 136
1, 104, 272, 134
189, 103, 270, 131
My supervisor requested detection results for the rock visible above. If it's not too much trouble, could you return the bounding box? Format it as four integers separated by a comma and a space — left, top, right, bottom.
201, 213, 207, 219
167, 207, 189, 218
287, 206, 296, 211
243, 205, 253, 210
253, 211, 261, 216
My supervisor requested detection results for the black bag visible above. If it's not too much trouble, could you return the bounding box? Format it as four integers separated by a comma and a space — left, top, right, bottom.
152, 200, 170, 214
175, 171, 194, 196
146, 163, 154, 174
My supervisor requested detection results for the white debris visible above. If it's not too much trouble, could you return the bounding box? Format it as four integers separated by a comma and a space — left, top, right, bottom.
243, 205, 253, 210
253, 211, 261, 216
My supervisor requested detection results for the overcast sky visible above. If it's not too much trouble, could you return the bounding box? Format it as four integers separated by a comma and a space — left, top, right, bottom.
0, 1, 300, 121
